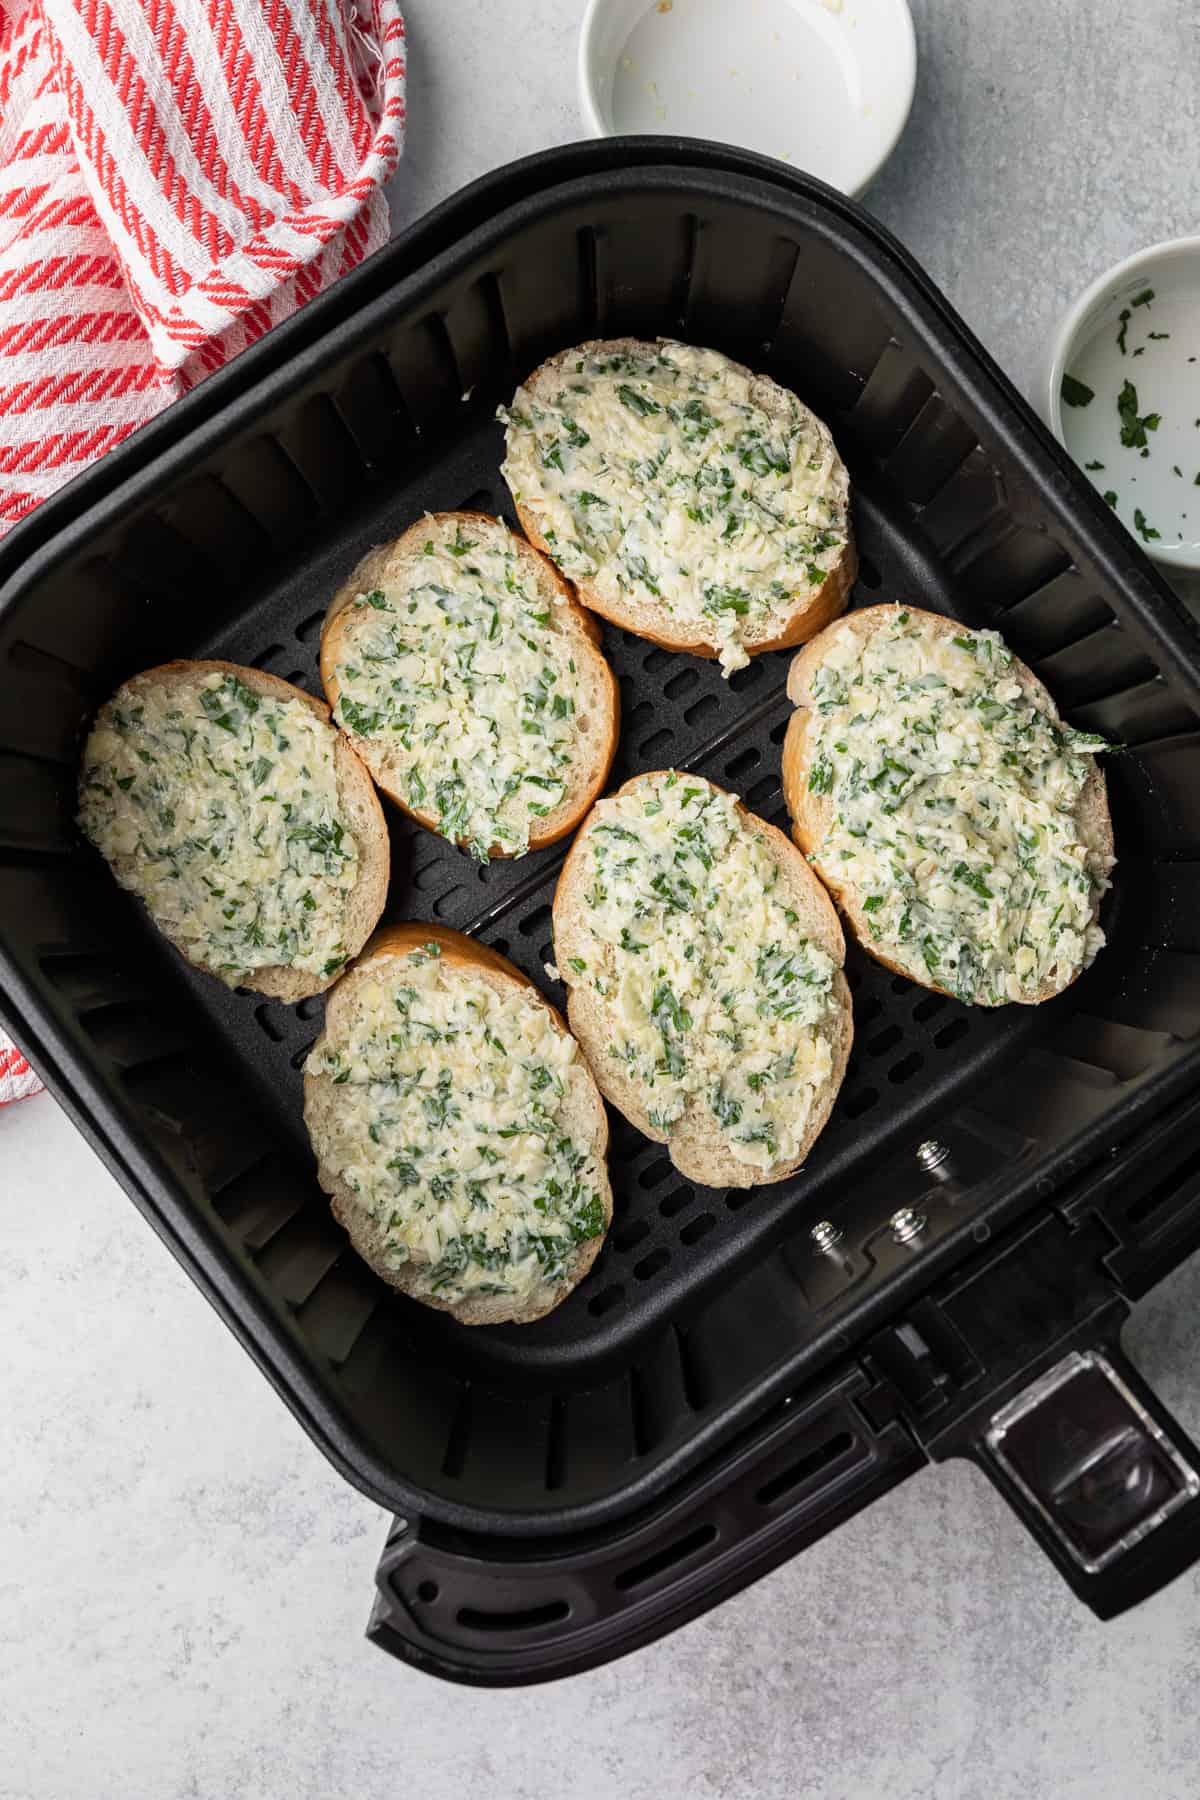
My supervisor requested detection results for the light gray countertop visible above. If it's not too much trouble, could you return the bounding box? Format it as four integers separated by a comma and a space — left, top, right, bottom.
5, 3, 1200, 1796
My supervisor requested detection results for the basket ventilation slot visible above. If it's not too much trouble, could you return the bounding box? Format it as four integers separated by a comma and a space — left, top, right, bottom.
1001, 576, 1115, 657
455, 1599, 571, 1633
613, 1521, 718, 1593
755, 1428, 854, 1507
332, 350, 419, 469
851, 341, 935, 455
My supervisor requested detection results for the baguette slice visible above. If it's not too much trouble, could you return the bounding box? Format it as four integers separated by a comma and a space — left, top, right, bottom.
78, 660, 388, 1002
554, 773, 852, 1188
502, 338, 856, 675
304, 924, 613, 1325
321, 512, 618, 858
783, 604, 1116, 1006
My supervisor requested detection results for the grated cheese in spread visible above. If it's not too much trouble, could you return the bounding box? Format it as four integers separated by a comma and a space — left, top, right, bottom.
78, 669, 358, 985
501, 340, 849, 675
802, 610, 1113, 1004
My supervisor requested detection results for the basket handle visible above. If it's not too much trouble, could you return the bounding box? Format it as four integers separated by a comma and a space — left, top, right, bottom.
877, 1198, 1200, 1620
960, 1338, 1200, 1619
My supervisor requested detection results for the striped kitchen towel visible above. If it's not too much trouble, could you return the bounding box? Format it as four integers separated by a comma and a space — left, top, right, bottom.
0, 0, 407, 1098
0, 0, 406, 528
0, 1037, 41, 1103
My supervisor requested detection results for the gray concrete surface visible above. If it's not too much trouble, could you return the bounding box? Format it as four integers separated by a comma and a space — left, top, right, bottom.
5, 2, 1200, 1795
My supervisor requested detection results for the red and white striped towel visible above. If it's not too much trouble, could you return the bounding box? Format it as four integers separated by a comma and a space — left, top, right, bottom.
0, 1037, 40, 1102
0, 0, 406, 1100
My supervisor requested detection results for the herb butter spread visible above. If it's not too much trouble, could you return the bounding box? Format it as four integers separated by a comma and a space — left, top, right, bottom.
561, 776, 839, 1171
501, 340, 850, 675
802, 611, 1112, 1004
306, 942, 607, 1308
329, 518, 595, 860
79, 668, 358, 985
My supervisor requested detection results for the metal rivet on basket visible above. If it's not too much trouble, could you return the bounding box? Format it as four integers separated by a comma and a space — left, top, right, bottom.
916, 1139, 950, 1171
891, 1206, 927, 1245
810, 1219, 843, 1252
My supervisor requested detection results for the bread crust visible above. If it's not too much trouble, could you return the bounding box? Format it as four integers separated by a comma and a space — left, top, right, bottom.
303, 923, 613, 1325
509, 338, 856, 662
552, 773, 853, 1188
87, 659, 388, 1003
320, 511, 619, 855
782, 604, 1116, 1006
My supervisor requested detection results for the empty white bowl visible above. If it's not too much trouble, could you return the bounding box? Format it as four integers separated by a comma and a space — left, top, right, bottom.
578, 0, 917, 198
1046, 237, 1200, 574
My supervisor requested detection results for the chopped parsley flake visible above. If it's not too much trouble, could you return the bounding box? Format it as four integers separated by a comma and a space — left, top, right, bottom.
809, 754, 833, 796
1060, 373, 1094, 408
617, 383, 661, 417
1117, 379, 1161, 450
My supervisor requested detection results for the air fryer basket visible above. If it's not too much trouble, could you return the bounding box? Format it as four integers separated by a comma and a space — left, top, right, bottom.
6, 142, 1200, 1672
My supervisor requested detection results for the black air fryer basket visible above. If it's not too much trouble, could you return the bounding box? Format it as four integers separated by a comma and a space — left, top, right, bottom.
7, 141, 1200, 1684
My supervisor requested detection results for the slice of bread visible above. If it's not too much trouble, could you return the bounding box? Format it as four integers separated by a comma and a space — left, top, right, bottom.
553, 772, 852, 1189
783, 604, 1116, 1006
303, 924, 613, 1325
321, 512, 618, 859
502, 338, 856, 676
78, 660, 388, 1002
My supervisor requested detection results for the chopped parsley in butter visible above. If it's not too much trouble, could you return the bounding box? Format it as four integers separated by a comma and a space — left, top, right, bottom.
307, 942, 606, 1307
803, 612, 1112, 1004
79, 669, 357, 985
501, 340, 849, 675
330, 521, 589, 859
560, 776, 839, 1171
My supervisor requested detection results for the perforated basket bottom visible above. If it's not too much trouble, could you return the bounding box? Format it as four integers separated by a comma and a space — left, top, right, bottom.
136, 405, 1054, 1372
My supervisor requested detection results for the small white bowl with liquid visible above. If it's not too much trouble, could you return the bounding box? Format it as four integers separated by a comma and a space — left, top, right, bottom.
578, 0, 916, 198
1047, 238, 1200, 574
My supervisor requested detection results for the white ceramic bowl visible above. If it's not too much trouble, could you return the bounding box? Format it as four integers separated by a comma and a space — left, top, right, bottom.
1045, 237, 1200, 574
577, 0, 916, 198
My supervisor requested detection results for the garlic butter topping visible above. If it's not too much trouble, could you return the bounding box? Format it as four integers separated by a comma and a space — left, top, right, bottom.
804, 611, 1112, 1004
329, 519, 589, 859
79, 669, 358, 984
561, 776, 839, 1170
501, 340, 849, 675
307, 941, 606, 1307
